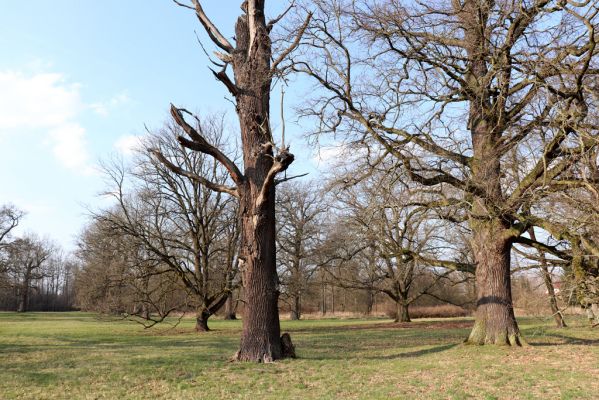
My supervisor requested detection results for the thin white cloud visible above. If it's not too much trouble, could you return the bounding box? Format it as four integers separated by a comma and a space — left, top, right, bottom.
49, 123, 94, 174
313, 144, 351, 166
0, 69, 120, 175
90, 91, 131, 116
114, 134, 143, 156
0, 70, 81, 131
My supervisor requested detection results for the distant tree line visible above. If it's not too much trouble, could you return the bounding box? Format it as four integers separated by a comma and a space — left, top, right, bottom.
0, 206, 76, 312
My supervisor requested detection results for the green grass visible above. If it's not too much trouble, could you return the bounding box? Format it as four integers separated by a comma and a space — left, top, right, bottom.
0, 313, 598, 399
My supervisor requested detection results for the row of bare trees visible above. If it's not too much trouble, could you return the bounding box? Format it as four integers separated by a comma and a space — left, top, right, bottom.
0, 206, 76, 312
146, 0, 598, 355
74, 0, 599, 365
77, 118, 239, 331
76, 167, 474, 322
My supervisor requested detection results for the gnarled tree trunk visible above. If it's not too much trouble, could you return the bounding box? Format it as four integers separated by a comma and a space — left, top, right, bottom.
224, 291, 237, 320
231, 4, 285, 362
466, 223, 523, 345
162, 0, 308, 361
290, 294, 301, 320
196, 311, 210, 332
461, 0, 523, 345
396, 301, 411, 323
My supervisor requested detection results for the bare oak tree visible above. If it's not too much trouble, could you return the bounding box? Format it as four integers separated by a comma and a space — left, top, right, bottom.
294, 0, 599, 345
276, 181, 327, 320
329, 165, 473, 322
95, 118, 238, 331
0, 205, 23, 247
4, 234, 54, 312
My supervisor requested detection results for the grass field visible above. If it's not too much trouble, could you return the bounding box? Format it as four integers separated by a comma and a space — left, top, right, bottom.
0, 313, 598, 399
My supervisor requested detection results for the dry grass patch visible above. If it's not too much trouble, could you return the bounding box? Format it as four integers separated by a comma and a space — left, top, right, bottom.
0, 313, 598, 399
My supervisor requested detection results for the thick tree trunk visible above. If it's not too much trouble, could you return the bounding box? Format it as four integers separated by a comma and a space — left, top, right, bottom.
529, 228, 566, 328
231, 7, 287, 362
224, 292, 237, 320
236, 192, 282, 360
459, 0, 523, 346
195, 311, 210, 332
466, 224, 524, 345
541, 266, 567, 328
290, 294, 301, 320
17, 286, 28, 313
395, 301, 411, 323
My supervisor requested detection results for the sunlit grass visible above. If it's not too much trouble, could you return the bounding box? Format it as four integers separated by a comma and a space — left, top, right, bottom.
0, 312, 597, 399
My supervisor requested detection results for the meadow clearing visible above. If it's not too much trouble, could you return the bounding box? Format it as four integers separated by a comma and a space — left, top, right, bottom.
0, 313, 598, 399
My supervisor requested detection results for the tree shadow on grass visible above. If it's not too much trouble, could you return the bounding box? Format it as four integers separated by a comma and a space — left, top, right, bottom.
530, 333, 599, 347
0, 336, 238, 357
287, 319, 473, 335
374, 343, 459, 359
302, 342, 458, 361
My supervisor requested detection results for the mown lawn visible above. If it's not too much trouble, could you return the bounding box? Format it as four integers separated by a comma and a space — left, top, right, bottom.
0, 313, 597, 399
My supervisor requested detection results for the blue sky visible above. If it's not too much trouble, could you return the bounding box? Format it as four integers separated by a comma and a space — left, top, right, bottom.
0, 1, 328, 251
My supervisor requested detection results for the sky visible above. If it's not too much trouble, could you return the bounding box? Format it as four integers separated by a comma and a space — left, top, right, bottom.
0, 1, 330, 251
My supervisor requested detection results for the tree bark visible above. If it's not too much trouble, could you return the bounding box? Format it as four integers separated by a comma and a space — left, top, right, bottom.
466, 223, 524, 345
232, 6, 284, 362
290, 293, 301, 320
224, 291, 237, 320
17, 288, 27, 313
395, 301, 411, 323
166, 1, 301, 361
462, 1, 523, 345
195, 311, 211, 332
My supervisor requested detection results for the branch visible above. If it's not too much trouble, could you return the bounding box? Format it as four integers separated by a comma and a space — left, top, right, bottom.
507, 130, 570, 208
415, 254, 475, 274
150, 150, 239, 197
209, 67, 239, 97
271, 11, 312, 74
267, 2, 295, 31
170, 105, 244, 186
174, 0, 234, 53
513, 236, 572, 261
255, 145, 295, 209
275, 172, 309, 186
522, 214, 599, 258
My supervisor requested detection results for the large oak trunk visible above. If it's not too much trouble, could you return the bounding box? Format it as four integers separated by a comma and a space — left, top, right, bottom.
224, 292, 237, 320
463, 2, 523, 344
232, 6, 284, 362
195, 311, 210, 332
466, 223, 524, 345
395, 301, 410, 323
165, 0, 299, 361
236, 186, 282, 361
17, 284, 28, 313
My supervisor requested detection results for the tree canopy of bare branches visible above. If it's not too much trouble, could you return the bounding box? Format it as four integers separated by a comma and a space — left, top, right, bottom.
89, 117, 239, 331
294, 0, 599, 345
